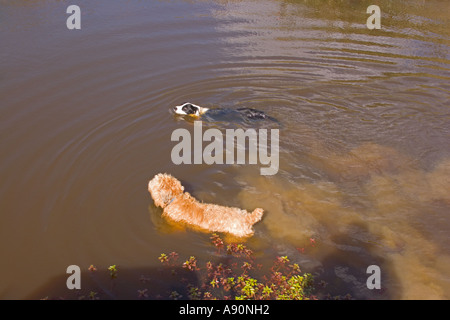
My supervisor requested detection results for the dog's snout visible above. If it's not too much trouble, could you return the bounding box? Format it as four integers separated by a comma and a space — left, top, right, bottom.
173, 106, 177, 112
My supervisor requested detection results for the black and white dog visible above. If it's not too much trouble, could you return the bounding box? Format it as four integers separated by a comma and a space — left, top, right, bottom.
173, 102, 278, 123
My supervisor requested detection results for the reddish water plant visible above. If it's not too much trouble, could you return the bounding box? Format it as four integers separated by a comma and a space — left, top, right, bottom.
158, 233, 315, 300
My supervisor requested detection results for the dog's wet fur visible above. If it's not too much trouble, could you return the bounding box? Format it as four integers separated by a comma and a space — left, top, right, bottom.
148, 173, 264, 238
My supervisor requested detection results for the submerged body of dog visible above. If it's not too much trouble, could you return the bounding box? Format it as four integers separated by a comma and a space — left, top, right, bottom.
148, 173, 264, 238
172, 102, 279, 124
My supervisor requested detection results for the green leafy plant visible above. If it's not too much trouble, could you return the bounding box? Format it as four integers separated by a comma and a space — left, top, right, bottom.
107, 265, 118, 279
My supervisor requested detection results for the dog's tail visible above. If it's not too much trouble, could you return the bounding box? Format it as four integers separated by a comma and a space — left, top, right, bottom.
247, 208, 264, 225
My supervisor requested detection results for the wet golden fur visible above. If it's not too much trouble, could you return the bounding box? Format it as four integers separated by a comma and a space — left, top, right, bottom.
148, 173, 264, 238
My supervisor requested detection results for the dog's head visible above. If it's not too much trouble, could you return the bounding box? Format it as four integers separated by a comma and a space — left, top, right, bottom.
148, 173, 184, 208
173, 103, 202, 117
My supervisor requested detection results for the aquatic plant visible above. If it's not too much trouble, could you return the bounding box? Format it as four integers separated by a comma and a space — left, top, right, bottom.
157, 233, 316, 300
107, 265, 118, 279
44, 234, 318, 300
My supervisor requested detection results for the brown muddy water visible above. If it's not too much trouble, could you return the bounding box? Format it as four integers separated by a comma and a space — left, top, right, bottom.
1, 0, 449, 300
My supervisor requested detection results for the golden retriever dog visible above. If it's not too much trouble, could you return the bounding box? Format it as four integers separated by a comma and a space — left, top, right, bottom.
148, 173, 264, 238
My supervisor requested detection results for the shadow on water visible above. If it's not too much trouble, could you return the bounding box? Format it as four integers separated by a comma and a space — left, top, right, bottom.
28, 265, 200, 300
318, 221, 401, 299
27, 239, 400, 300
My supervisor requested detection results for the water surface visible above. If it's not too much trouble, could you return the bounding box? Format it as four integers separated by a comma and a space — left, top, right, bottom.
1, 0, 449, 299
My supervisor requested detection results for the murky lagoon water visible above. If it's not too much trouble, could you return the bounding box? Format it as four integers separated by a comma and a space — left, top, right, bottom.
1, 0, 449, 299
